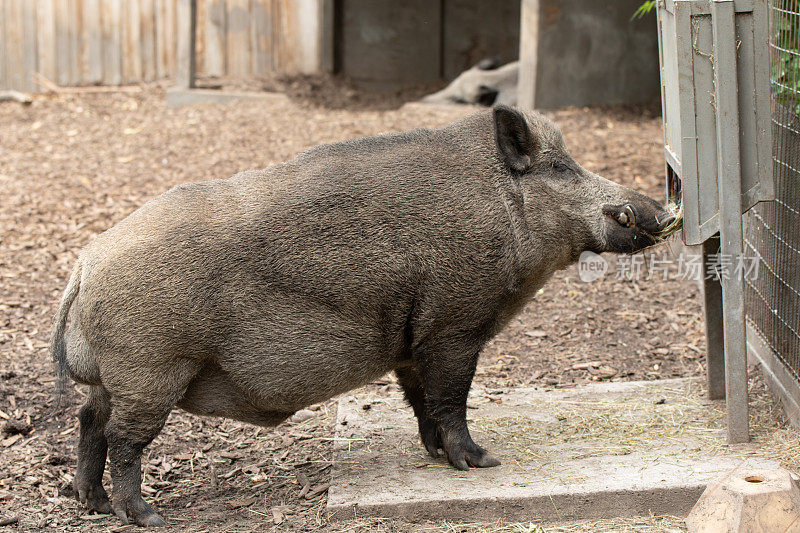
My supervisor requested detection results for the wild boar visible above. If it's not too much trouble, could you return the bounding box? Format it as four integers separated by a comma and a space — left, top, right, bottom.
51, 105, 674, 526
421, 60, 519, 106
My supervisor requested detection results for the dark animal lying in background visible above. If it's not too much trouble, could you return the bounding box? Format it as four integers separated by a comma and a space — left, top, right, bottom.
421, 58, 519, 106
52, 105, 674, 526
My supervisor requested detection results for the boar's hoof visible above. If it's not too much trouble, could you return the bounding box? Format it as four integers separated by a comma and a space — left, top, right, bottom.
112, 496, 166, 527
443, 437, 501, 471
419, 419, 443, 458
74, 480, 112, 515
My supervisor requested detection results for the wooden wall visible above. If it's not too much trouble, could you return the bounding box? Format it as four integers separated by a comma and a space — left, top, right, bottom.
0, 0, 328, 92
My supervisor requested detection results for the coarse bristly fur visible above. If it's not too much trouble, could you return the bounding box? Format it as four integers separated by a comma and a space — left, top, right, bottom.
50, 105, 673, 527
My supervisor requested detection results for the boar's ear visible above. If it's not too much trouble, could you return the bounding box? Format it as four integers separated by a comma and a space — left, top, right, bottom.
493, 105, 536, 174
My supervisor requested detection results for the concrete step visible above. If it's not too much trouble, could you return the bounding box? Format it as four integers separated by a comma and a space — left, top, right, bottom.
327, 378, 777, 523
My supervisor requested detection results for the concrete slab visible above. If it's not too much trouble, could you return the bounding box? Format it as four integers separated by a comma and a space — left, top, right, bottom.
165, 87, 290, 108
327, 378, 778, 522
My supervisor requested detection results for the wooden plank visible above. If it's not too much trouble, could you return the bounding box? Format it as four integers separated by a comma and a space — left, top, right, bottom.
140, 0, 156, 80
206, 0, 227, 77
131, 0, 144, 82
101, 0, 122, 85
0, 0, 7, 90
37, 0, 58, 87
271, 0, 288, 72
4, 0, 25, 90
155, 0, 176, 79
121, 0, 142, 83
292, 0, 323, 74
195, 0, 206, 75
83, 0, 103, 83
54, 0, 72, 86
155, 0, 167, 78
166, 0, 178, 76
227, 0, 251, 77
70, 0, 84, 85
21, 1, 39, 91
250, 0, 271, 75
176, 0, 197, 87
518, 0, 540, 110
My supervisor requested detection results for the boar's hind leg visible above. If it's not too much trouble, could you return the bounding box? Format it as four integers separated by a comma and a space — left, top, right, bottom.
74, 386, 112, 514
104, 399, 171, 527
418, 340, 501, 471
395, 367, 442, 458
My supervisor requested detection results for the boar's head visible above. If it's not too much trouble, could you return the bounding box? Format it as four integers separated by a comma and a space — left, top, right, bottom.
493, 105, 675, 258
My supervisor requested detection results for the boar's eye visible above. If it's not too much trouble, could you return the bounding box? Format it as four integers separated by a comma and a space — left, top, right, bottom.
552, 162, 570, 173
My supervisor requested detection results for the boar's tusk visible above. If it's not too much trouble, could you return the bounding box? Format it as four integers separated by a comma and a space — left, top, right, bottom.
622, 205, 636, 227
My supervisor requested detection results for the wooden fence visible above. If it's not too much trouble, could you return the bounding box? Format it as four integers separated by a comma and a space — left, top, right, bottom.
0, 0, 328, 92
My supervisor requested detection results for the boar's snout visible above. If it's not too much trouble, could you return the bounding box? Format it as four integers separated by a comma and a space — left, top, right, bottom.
600, 197, 673, 254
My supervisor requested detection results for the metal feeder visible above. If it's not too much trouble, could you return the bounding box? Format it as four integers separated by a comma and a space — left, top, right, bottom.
656, 0, 772, 442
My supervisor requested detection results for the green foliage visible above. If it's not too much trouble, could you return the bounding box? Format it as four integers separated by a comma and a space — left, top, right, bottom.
632, 0, 656, 20
773, 9, 800, 116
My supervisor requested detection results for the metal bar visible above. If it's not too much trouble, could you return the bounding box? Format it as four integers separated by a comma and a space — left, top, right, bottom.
711, 0, 749, 443
176, 0, 196, 88
702, 235, 726, 400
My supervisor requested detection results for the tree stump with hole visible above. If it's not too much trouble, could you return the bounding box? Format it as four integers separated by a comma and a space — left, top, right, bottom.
686, 468, 800, 532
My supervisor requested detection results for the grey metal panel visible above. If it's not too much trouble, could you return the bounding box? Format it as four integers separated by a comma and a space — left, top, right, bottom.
690, 13, 721, 244
660, 5, 683, 167
737, 13, 759, 199
656, 0, 773, 246
751, 0, 773, 203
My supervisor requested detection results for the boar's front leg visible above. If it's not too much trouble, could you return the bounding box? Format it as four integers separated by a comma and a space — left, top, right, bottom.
395, 366, 442, 458
414, 339, 501, 471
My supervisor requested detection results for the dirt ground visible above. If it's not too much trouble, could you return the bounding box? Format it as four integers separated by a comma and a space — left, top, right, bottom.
0, 79, 787, 532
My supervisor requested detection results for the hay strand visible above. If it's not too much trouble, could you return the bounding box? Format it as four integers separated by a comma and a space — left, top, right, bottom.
658, 199, 684, 239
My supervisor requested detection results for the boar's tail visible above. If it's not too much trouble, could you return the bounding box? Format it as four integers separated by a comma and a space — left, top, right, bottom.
51, 261, 81, 399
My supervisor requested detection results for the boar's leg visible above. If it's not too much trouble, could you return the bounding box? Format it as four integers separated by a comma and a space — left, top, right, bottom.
104, 401, 172, 527
74, 385, 112, 514
395, 366, 442, 457
419, 341, 501, 471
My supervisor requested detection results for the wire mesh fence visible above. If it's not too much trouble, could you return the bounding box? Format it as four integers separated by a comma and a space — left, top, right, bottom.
743, 0, 800, 382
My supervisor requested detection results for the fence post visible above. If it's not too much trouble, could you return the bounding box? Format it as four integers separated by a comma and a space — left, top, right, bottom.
710, 0, 749, 444
176, 0, 197, 89
702, 236, 726, 400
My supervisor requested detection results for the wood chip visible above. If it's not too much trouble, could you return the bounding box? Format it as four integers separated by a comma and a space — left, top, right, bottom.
219, 451, 244, 460
79, 514, 108, 520
570, 361, 602, 371
0, 516, 19, 527
305, 483, 330, 500
1, 434, 22, 447
226, 497, 255, 509
525, 329, 548, 338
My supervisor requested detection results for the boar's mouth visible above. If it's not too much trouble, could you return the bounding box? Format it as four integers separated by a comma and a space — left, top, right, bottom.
601, 203, 676, 254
